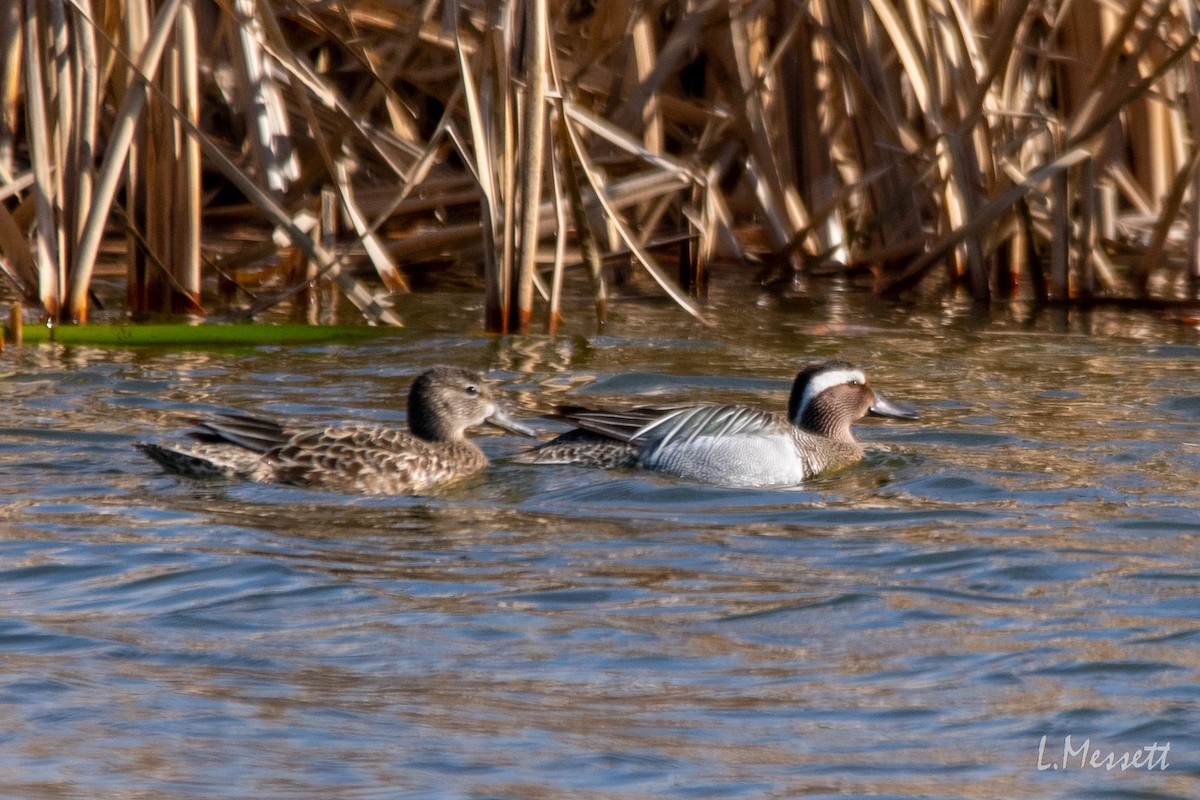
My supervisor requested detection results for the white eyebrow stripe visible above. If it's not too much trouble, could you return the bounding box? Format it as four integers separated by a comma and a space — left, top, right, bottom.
797, 368, 866, 419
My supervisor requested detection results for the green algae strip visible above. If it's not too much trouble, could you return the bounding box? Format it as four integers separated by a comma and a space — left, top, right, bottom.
5, 322, 397, 348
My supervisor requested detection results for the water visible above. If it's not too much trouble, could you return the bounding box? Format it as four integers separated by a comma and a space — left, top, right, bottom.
0, 288, 1197, 799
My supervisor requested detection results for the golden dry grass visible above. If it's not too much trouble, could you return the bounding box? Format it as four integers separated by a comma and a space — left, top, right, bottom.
1, 0, 1197, 329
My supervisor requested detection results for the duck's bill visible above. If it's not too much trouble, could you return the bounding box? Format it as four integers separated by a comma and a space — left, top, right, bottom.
869, 392, 920, 420
487, 407, 538, 437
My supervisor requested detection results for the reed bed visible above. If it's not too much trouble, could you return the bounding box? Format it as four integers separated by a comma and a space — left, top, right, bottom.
1, 0, 1198, 330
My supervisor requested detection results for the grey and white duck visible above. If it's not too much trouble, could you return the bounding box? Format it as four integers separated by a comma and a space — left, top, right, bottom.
137, 366, 535, 495
512, 360, 917, 488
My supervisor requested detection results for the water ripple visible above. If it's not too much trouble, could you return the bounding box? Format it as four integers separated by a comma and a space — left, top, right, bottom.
0, 318, 1196, 799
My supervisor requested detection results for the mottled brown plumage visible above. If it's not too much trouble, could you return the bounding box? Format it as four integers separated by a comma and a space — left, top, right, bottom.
137, 366, 533, 495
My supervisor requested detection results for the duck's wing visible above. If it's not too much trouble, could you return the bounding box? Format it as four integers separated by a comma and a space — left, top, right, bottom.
136, 412, 290, 479
556, 406, 669, 442
281, 424, 414, 451
565, 403, 788, 445
630, 404, 790, 457
514, 404, 792, 475
191, 413, 292, 453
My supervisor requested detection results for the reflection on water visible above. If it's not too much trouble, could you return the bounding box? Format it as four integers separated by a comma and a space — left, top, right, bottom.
0, 290, 1197, 799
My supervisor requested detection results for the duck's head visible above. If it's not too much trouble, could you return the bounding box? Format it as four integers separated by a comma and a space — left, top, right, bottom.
408, 366, 536, 442
786, 360, 918, 442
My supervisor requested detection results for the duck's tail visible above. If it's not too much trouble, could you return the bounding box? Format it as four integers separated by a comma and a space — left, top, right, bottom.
510, 428, 639, 469
135, 441, 268, 480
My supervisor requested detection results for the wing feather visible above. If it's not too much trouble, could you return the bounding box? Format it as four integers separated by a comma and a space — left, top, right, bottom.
192, 413, 292, 453
634, 405, 790, 462
560, 404, 789, 450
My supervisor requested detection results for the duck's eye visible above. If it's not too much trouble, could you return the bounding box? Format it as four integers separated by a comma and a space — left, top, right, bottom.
465, 384, 479, 396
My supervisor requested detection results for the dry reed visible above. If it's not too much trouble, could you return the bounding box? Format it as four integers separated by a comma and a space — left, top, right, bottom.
0, 0, 1197, 329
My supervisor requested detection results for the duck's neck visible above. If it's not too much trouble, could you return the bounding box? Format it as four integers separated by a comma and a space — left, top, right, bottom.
408, 402, 458, 443
799, 406, 855, 443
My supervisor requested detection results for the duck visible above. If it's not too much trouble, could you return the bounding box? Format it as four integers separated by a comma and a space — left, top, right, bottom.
136, 365, 535, 495
511, 360, 917, 488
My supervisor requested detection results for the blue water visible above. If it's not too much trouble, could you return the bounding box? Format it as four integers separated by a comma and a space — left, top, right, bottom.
0, 297, 1197, 799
